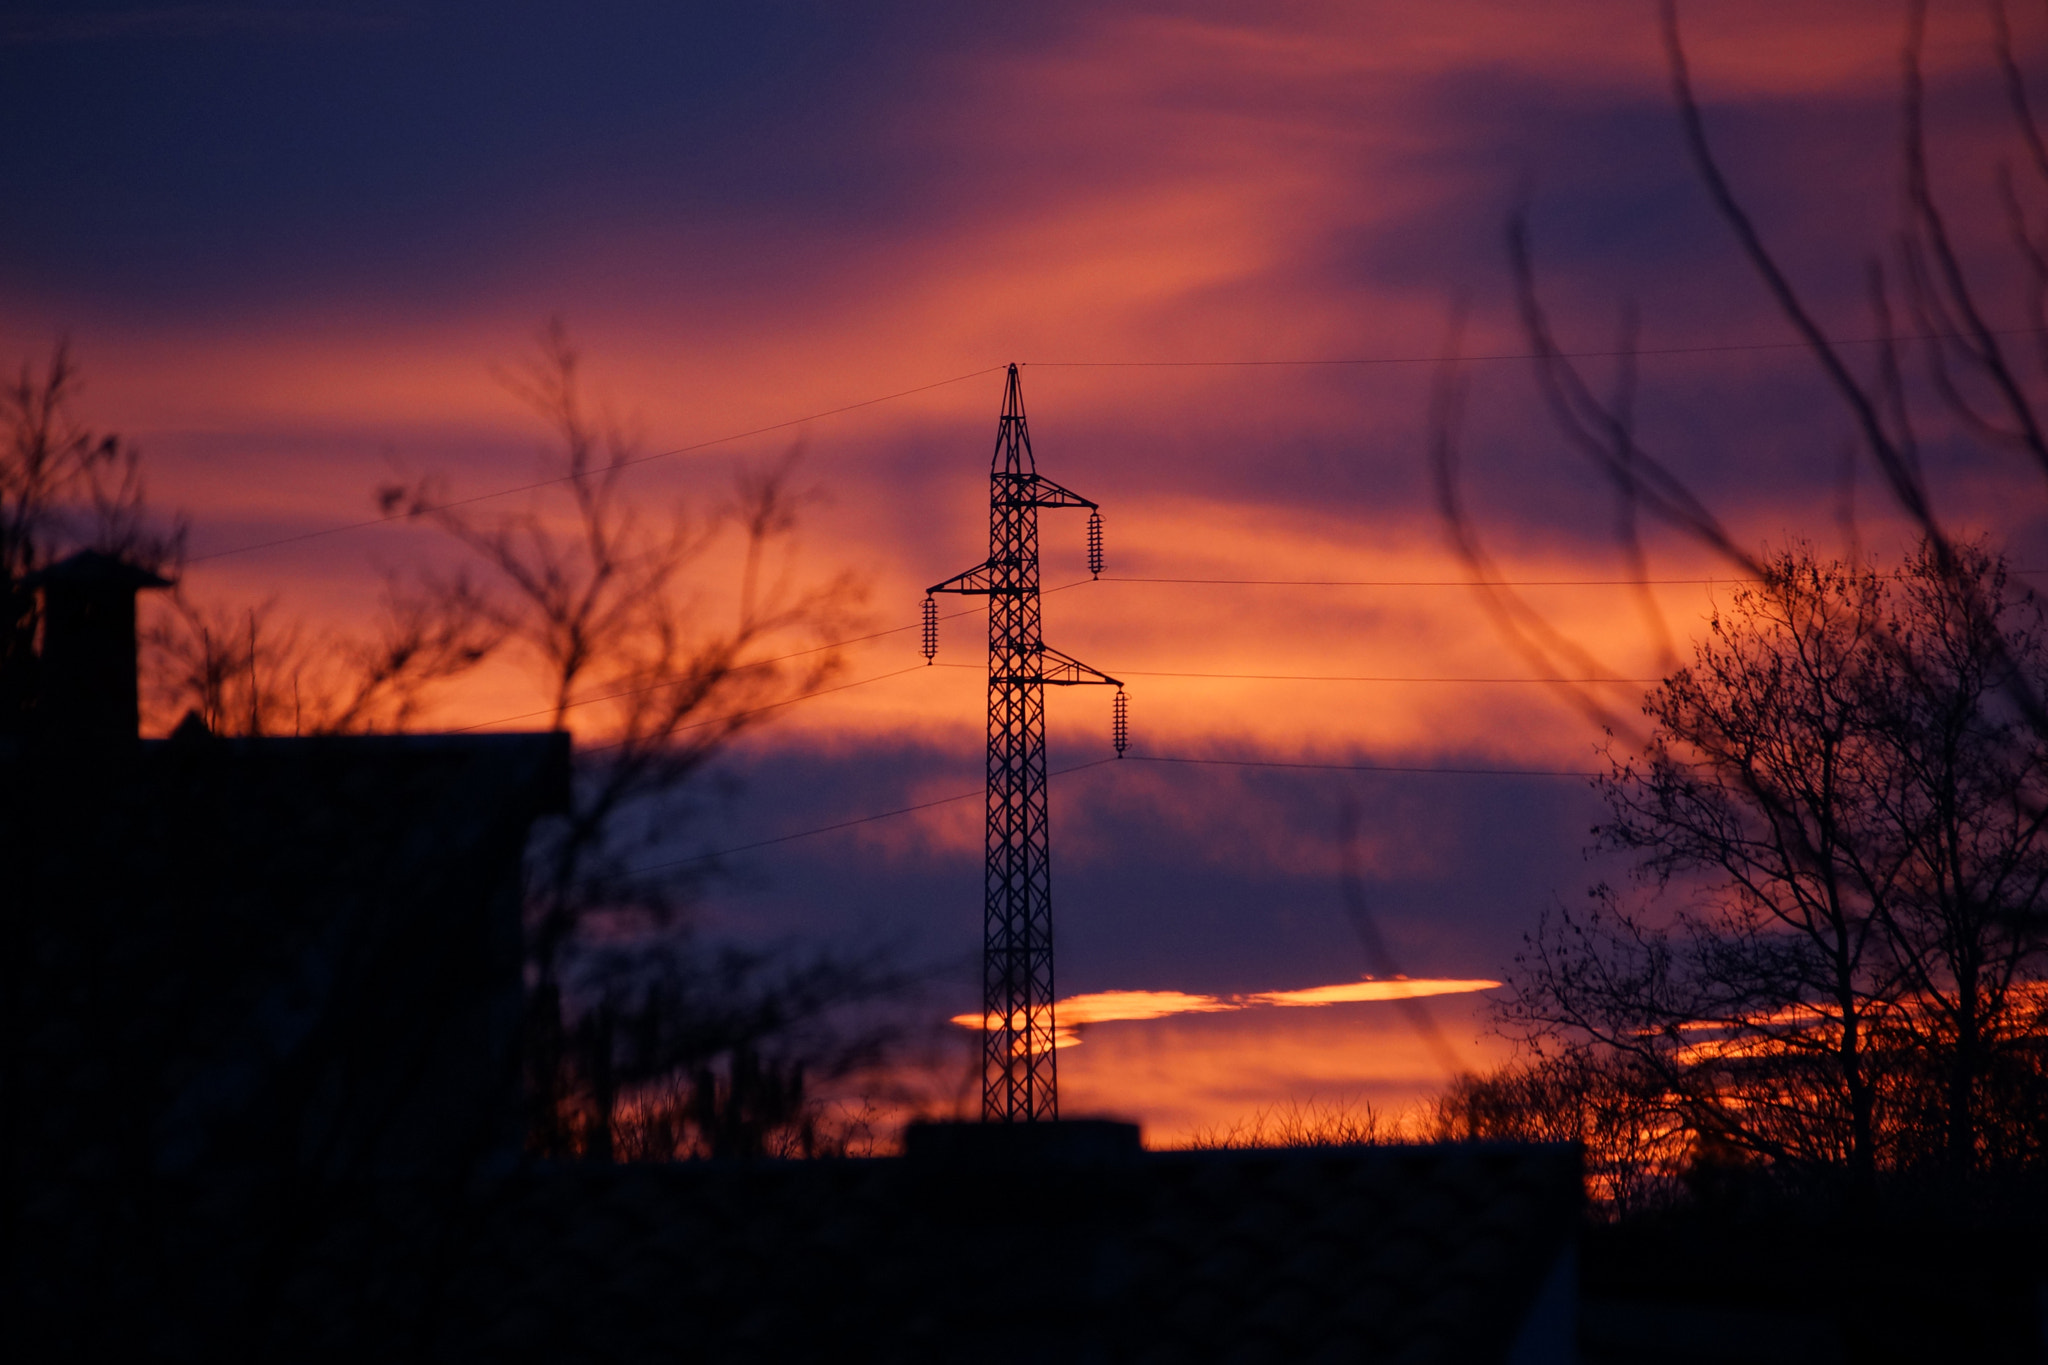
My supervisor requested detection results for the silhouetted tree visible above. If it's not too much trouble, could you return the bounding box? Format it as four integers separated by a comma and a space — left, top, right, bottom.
1499, 543, 2048, 1191
1429, 1053, 1683, 1217
381, 321, 883, 1158
142, 576, 499, 736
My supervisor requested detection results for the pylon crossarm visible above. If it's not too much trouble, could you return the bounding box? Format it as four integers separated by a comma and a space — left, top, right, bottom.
1027, 642, 1122, 688
1002, 472, 1097, 511
925, 560, 1000, 596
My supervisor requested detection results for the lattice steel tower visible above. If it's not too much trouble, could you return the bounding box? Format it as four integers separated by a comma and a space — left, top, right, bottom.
926, 364, 1124, 1122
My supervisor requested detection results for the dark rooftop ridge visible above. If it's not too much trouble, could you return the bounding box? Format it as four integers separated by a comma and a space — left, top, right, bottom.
904, 1117, 1142, 1165
24, 549, 173, 591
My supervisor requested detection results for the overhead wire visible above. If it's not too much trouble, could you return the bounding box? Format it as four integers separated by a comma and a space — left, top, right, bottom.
931, 661, 1659, 684
174, 324, 2048, 568
185, 363, 1006, 564
626, 757, 1122, 874
451, 564, 1683, 739
1104, 570, 2046, 586
464, 556, 2048, 736
625, 749, 1591, 875
576, 663, 933, 755
534, 601, 1617, 872
398, 565, 2046, 735
443, 578, 1092, 735
1023, 325, 2044, 368
1101, 574, 1760, 587
1124, 754, 1594, 777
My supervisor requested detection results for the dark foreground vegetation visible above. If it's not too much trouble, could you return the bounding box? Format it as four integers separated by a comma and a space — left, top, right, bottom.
1576, 1193, 2048, 1364
1499, 545, 2047, 1194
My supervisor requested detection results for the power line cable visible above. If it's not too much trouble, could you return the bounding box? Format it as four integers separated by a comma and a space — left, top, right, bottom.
1023, 326, 2044, 368
576, 663, 932, 754
449, 613, 971, 733
1119, 669, 1660, 683
932, 661, 1658, 684
624, 748, 1594, 874
185, 364, 1006, 565
626, 756, 1122, 873
405, 557, 2048, 735
1103, 570, 2046, 586
1124, 753, 1595, 777
174, 326, 2048, 568
443, 578, 1094, 735
468, 552, 1973, 735
1101, 574, 1760, 587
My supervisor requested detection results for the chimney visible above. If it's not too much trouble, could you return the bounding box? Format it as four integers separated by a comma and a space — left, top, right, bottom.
27, 551, 171, 741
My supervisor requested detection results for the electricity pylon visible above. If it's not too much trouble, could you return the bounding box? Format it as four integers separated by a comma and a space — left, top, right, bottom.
925, 363, 1124, 1122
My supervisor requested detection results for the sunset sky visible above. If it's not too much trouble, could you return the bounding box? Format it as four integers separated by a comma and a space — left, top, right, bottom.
7, 0, 2046, 1143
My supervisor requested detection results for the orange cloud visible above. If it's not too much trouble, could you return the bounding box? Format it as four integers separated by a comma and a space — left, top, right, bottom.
948, 975, 1500, 1042
1247, 977, 1505, 1008
1050, 989, 1239, 1024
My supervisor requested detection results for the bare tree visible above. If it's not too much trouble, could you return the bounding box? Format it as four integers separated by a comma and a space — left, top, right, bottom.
1428, 1052, 1684, 1217
382, 320, 875, 1157
1499, 543, 2048, 1191
1860, 545, 2048, 1170
142, 575, 499, 737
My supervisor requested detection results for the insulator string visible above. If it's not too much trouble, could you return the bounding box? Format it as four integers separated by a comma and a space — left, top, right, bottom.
920, 594, 938, 664
1087, 509, 1104, 579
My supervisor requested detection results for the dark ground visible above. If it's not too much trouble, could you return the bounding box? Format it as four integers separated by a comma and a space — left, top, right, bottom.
1580, 1191, 2048, 1365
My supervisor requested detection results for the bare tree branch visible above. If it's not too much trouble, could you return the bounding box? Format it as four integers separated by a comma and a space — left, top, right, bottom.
1428, 318, 1650, 740
1897, 0, 2048, 474
387, 321, 873, 1158
1661, 0, 1953, 556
